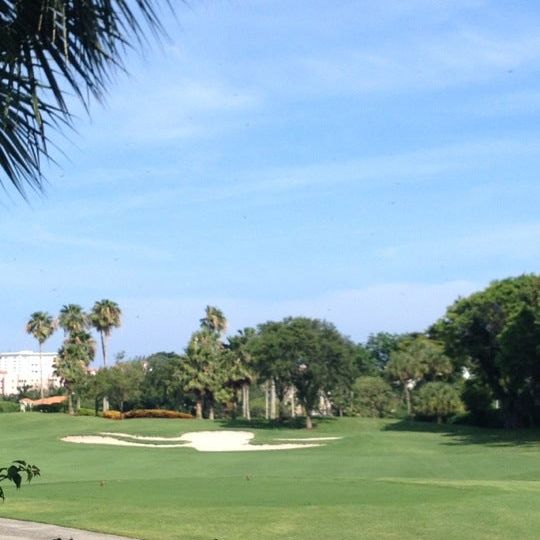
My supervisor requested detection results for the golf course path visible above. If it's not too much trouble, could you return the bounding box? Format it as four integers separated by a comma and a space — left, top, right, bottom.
0, 517, 138, 540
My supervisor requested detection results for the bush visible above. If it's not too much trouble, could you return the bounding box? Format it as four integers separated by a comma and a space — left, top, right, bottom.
77, 407, 96, 416
103, 410, 123, 420
0, 400, 19, 413
34, 403, 65, 413
123, 409, 194, 419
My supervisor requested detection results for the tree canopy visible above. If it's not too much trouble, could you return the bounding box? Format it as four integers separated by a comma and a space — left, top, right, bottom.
433, 274, 540, 428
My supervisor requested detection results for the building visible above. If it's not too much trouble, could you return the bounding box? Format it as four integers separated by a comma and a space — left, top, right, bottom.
0, 351, 60, 396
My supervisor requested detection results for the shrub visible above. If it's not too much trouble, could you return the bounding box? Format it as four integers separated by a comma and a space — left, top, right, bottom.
0, 400, 19, 413
103, 410, 124, 420
123, 409, 194, 419
77, 407, 96, 416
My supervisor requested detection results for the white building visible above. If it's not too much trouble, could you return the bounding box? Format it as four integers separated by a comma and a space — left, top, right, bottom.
0, 351, 60, 396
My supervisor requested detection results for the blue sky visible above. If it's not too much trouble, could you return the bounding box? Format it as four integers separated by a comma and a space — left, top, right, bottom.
2, 0, 539, 360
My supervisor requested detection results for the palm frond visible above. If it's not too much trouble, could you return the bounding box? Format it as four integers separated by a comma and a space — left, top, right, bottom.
0, 0, 169, 197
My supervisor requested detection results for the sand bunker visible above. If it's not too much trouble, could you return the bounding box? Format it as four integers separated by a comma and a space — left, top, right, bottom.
61, 430, 337, 452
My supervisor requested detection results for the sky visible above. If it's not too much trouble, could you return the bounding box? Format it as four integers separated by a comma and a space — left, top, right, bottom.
2, 0, 539, 360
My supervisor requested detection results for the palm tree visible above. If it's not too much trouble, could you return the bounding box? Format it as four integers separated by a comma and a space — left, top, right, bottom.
54, 330, 95, 414
89, 300, 122, 368
58, 304, 88, 336
1, 0, 168, 197
225, 328, 256, 420
25, 311, 56, 398
180, 330, 224, 419
200, 306, 228, 336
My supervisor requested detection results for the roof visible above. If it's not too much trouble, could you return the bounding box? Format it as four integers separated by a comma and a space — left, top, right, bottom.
20, 396, 67, 406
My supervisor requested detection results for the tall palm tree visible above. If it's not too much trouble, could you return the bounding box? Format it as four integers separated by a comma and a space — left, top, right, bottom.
1, 0, 168, 197
25, 311, 56, 398
58, 304, 88, 335
90, 299, 122, 367
200, 306, 228, 336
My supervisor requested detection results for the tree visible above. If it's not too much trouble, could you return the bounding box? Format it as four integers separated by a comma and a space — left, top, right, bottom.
58, 304, 88, 335
25, 311, 56, 398
353, 376, 398, 418
179, 330, 224, 419
90, 299, 122, 367
364, 332, 404, 371
54, 330, 95, 414
252, 317, 357, 429
200, 306, 228, 336
433, 274, 540, 428
414, 382, 463, 424
140, 352, 187, 410
1, 0, 167, 197
106, 360, 145, 412
386, 336, 452, 417
223, 328, 257, 420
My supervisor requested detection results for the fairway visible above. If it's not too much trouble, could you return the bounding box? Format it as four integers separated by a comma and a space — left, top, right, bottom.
1, 414, 539, 539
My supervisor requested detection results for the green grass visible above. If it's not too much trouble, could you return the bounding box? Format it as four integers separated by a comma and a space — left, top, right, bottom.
1, 413, 540, 539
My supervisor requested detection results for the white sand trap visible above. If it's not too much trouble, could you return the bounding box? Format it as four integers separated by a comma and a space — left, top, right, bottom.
61, 430, 323, 452
275, 436, 342, 441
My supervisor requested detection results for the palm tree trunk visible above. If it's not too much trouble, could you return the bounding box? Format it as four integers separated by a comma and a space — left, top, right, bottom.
68, 392, 74, 415
290, 387, 296, 418
405, 387, 412, 417
39, 342, 44, 399
265, 381, 269, 419
100, 331, 108, 367
245, 383, 251, 421
101, 331, 110, 413
270, 379, 276, 420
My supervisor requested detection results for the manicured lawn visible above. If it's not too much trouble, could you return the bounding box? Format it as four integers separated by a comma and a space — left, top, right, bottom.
0, 413, 539, 539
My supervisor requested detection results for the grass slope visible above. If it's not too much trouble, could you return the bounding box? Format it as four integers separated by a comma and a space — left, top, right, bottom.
0, 414, 539, 539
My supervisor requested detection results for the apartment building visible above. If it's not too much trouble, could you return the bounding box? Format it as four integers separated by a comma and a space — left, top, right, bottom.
0, 351, 60, 396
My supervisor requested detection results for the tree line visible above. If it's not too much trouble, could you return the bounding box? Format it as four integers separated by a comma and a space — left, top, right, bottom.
21, 274, 540, 429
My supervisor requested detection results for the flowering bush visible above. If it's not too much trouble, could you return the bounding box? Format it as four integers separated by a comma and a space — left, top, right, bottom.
103, 410, 123, 420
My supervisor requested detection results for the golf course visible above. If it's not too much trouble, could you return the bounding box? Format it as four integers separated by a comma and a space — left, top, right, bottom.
0, 414, 539, 539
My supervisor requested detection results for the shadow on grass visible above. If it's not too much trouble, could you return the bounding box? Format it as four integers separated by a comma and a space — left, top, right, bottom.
383, 419, 540, 447
216, 416, 338, 431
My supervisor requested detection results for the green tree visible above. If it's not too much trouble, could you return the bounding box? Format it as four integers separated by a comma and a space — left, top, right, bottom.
353, 376, 398, 418
200, 305, 228, 336
54, 330, 95, 414
365, 332, 404, 371
224, 328, 257, 420
386, 337, 452, 417
25, 311, 56, 398
1, 0, 167, 196
90, 299, 122, 367
252, 317, 357, 429
106, 361, 145, 412
140, 352, 187, 410
179, 330, 224, 419
58, 304, 88, 335
433, 274, 540, 428
414, 382, 464, 424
